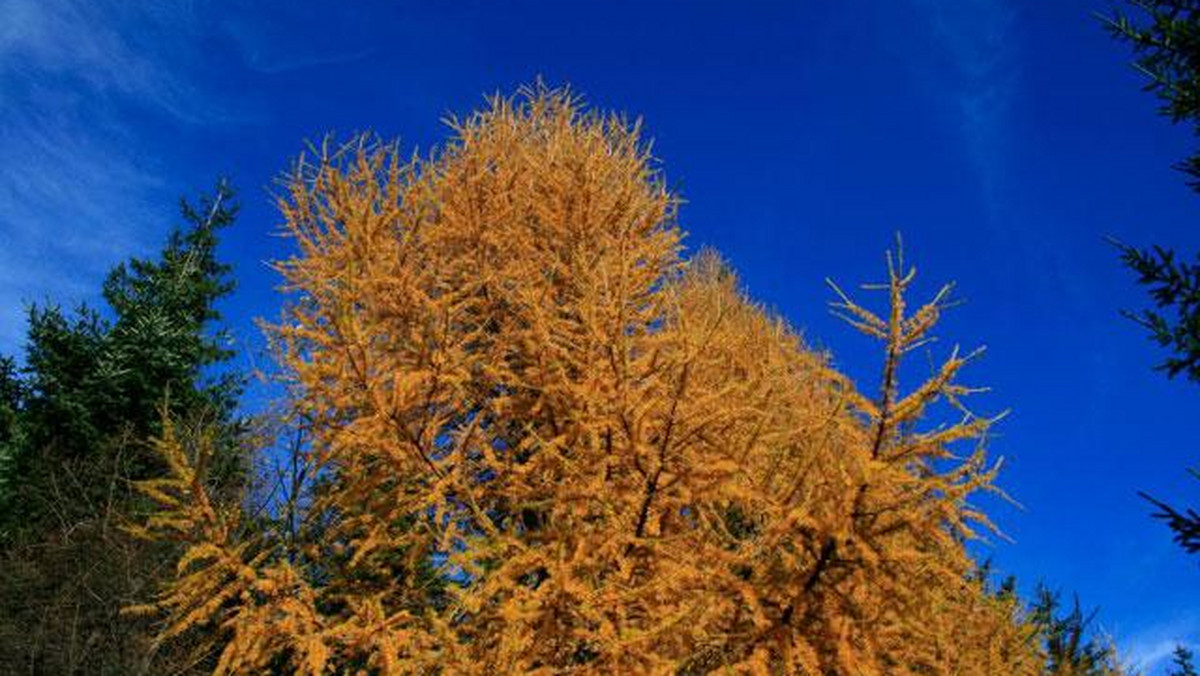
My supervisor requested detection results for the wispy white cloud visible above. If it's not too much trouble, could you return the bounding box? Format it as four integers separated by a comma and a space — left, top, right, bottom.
0, 1, 225, 121
1119, 614, 1200, 675
0, 0, 226, 352
916, 0, 1020, 218
0, 0, 398, 354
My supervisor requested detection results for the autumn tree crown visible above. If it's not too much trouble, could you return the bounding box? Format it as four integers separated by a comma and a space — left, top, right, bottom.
132, 83, 1045, 675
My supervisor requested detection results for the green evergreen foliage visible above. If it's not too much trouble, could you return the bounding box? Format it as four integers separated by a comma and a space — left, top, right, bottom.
1112, 241, 1200, 382
1, 182, 243, 532
1105, 0, 1200, 560
1105, 1, 1200, 383
1029, 586, 1124, 676
1104, 0, 1200, 188
1169, 645, 1200, 676
1141, 482, 1200, 553
1170, 645, 1200, 676
101, 184, 240, 425
0, 181, 246, 674
20, 304, 108, 460
975, 566, 1128, 675
0, 358, 20, 504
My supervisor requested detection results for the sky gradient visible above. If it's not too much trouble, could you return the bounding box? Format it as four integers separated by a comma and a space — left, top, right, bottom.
1, 1, 1198, 671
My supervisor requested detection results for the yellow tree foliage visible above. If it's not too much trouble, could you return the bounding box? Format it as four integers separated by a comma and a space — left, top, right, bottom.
134, 84, 1056, 674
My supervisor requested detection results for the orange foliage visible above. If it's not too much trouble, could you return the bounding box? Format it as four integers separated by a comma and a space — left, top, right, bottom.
135, 84, 1049, 674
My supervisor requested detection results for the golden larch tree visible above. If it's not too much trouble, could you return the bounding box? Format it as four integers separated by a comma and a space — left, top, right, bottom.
132, 84, 1051, 674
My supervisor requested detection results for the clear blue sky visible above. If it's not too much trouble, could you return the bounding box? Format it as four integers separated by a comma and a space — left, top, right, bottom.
2, 1, 1198, 671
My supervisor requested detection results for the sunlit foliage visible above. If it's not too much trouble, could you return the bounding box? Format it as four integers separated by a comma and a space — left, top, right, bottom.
136, 84, 1065, 674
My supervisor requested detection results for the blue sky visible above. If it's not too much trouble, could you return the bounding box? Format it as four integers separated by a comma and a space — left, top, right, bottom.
2, 0, 1198, 671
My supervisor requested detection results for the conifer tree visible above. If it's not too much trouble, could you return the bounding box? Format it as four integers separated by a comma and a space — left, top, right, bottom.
0, 182, 243, 534
0, 182, 246, 674
1029, 586, 1124, 676
1105, 0, 1200, 191
0, 356, 21, 498
1104, 0, 1200, 557
134, 85, 1058, 674
1104, 1, 1200, 383
1171, 645, 1199, 676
